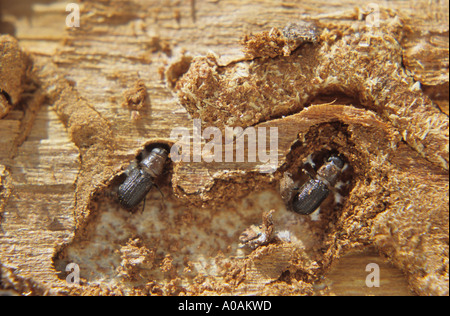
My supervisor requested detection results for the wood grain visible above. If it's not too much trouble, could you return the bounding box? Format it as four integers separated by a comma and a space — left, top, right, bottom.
0, 0, 448, 296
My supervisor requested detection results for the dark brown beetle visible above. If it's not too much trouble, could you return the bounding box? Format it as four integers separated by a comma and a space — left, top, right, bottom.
291, 155, 345, 215
118, 147, 168, 210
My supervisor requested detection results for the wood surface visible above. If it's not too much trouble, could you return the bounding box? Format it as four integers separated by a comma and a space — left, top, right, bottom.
0, 0, 448, 296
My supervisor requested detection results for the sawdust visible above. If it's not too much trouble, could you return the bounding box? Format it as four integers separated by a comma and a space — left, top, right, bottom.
122, 79, 149, 111
177, 12, 448, 170
0, 35, 29, 118
1, 4, 448, 297
116, 238, 155, 280
121, 79, 150, 121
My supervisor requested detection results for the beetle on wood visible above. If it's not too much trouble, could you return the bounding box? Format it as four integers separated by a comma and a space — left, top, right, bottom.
284, 155, 346, 215
118, 147, 168, 210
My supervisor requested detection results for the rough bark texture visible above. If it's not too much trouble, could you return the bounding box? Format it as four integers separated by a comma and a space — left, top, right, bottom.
0, 0, 448, 296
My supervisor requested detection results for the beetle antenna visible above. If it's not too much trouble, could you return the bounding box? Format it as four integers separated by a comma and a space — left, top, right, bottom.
154, 183, 165, 200
302, 168, 315, 179
141, 197, 146, 214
